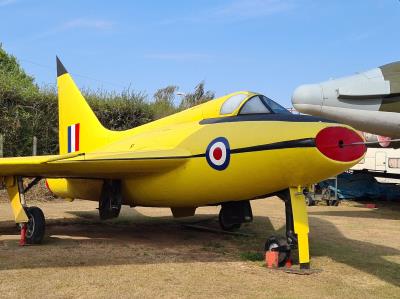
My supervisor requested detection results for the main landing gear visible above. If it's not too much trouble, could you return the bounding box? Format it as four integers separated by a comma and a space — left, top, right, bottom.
266, 187, 311, 269
2, 176, 46, 245
24, 206, 46, 244
218, 200, 253, 231
98, 180, 122, 220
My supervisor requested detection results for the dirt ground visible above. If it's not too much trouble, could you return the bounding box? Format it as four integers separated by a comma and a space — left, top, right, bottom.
0, 196, 399, 299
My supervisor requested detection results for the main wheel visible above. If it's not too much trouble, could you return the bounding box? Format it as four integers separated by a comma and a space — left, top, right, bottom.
24, 206, 45, 244
264, 235, 291, 267
218, 209, 241, 231
99, 180, 122, 220
99, 203, 121, 220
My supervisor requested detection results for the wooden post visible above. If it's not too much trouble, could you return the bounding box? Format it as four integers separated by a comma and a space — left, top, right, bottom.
0, 134, 3, 157
32, 136, 37, 156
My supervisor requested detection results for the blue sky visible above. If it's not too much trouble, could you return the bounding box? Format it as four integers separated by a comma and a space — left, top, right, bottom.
1, 0, 399, 107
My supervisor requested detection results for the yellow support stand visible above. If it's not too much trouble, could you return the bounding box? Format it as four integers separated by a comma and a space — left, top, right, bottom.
289, 186, 310, 269
4, 176, 29, 223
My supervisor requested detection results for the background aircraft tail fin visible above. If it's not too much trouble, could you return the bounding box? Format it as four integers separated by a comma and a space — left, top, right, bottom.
56, 57, 118, 154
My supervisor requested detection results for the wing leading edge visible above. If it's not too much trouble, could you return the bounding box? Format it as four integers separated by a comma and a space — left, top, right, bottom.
0, 148, 191, 178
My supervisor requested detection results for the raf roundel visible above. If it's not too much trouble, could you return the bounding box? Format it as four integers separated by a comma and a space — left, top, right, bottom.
206, 137, 230, 171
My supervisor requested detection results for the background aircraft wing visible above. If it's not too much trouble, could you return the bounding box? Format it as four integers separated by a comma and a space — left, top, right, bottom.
0, 148, 192, 178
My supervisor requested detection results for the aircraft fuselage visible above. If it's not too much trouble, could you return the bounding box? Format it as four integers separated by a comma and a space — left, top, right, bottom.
48, 114, 364, 208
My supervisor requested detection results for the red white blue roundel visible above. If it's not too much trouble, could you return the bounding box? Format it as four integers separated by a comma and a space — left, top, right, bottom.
206, 137, 230, 171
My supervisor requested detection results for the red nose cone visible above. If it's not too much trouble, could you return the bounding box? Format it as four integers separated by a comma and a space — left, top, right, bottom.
315, 127, 366, 162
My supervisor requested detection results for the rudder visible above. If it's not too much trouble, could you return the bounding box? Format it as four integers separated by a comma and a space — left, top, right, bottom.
56, 57, 117, 154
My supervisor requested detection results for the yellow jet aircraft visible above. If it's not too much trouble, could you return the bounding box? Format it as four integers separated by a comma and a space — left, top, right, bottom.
0, 58, 366, 269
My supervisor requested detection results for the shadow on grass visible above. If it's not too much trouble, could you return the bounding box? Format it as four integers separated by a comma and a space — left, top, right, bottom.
0, 207, 399, 287
310, 216, 400, 286
309, 206, 400, 220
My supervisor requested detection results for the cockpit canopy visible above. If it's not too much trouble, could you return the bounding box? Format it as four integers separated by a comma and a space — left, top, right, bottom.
141, 91, 290, 129
220, 92, 290, 116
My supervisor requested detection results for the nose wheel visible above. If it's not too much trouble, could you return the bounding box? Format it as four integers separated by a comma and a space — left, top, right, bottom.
268, 187, 310, 270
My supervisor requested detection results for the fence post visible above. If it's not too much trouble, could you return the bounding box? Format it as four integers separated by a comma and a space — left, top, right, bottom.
32, 136, 37, 156
0, 134, 3, 157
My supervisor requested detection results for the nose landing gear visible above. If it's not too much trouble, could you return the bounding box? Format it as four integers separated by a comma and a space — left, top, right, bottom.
265, 187, 311, 270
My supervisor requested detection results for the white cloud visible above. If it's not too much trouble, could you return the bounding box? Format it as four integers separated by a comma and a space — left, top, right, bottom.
217, 0, 295, 18
62, 18, 114, 30
0, 0, 17, 7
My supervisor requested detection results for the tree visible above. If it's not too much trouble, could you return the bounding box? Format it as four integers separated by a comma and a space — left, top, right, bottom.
179, 81, 214, 110
0, 44, 43, 156
0, 43, 38, 101
152, 85, 178, 119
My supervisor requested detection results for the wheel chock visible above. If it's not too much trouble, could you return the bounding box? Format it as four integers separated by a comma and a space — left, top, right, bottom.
285, 257, 292, 268
265, 251, 279, 268
19, 223, 27, 246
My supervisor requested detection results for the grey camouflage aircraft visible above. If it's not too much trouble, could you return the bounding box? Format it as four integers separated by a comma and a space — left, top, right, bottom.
292, 62, 400, 137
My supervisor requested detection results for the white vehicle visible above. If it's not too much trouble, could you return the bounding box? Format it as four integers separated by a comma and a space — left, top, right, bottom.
352, 148, 400, 183
351, 133, 400, 183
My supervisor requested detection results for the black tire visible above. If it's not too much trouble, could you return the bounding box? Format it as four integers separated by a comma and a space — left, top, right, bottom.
99, 180, 122, 220
25, 206, 45, 244
99, 203, 121, 220
264, 235, 290, 267
218, 209, 241, 231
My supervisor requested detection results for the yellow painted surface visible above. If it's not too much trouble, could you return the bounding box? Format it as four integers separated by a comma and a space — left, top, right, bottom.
57, 73, 129, 155
4, 177, 28, 223
297, 233, 310, 264
46, 178, 103, 201
290, 187, 310, 264
289, 187, 309, 234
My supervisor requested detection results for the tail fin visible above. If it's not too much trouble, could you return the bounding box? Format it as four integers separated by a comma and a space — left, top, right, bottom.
56, 57, 117, 154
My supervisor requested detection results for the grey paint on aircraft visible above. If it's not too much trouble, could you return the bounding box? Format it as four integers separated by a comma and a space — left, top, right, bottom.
381, 61, 400, 94
292, 62, 400, 137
